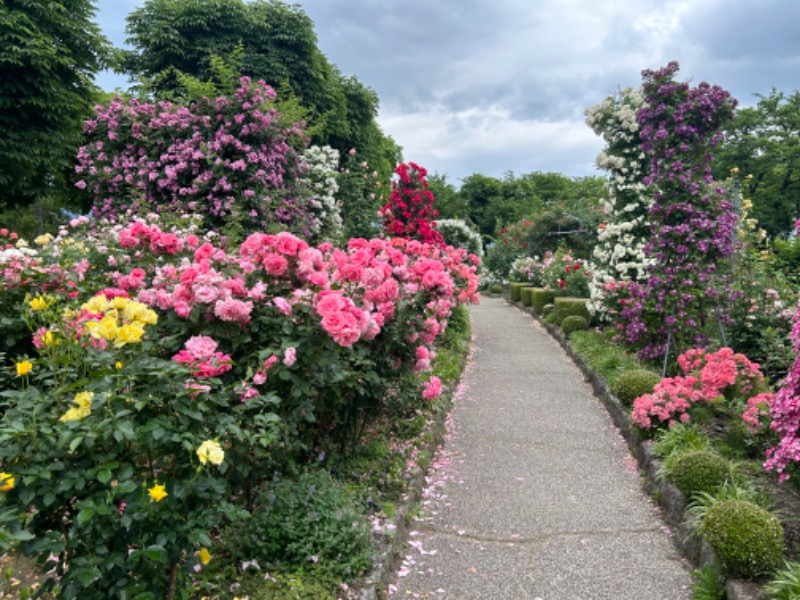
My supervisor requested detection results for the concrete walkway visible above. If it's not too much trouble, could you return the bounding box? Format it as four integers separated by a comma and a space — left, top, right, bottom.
390, 296, 693, 599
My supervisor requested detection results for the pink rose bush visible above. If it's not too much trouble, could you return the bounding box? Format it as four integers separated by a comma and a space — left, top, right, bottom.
0, 214, 479, 595
632, 347, 771, 431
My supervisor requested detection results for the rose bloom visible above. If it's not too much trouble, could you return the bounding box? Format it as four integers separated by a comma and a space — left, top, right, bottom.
197, 440, 225, 465
214, 298, 253, 323
184, 335, 218, 359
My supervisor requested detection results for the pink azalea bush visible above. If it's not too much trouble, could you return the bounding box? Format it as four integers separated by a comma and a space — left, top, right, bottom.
632, 347, 771, 431
765, 292, 800, 480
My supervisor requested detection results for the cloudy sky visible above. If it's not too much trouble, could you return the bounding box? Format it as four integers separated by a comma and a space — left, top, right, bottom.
94, 0, 800, 185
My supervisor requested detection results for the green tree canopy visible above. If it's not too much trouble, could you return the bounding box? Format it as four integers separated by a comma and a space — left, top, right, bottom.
0, 0, 110, 209
714, 89, 800, 237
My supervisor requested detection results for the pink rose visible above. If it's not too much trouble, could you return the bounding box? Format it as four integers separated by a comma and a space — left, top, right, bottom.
184, 335, 218, 359
422, 376, 442, 400
214, 298, 253, 323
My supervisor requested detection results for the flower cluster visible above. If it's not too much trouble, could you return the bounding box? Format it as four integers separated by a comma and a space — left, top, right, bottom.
584, 87, 654, 320
379, 162, 444, 245
299, 145, 343, 242
764, 285, 800, 480
75, 78, 313, 238
542, 250, 591, 298
435, 219, 483, 258
172, 336, 233, 378
621, 62, 739, 359
631, 347, 769, 430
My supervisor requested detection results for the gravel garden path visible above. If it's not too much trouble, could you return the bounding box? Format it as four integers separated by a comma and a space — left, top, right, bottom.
390, 295, 694, 599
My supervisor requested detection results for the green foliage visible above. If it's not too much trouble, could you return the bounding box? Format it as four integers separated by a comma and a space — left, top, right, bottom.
541, 303, 555, 317
653, 423, 713, 459
0, 0, 110, 209
700, 499, 783, 579
666, 451, 731, 499
690, 561, 726, 600
764, 561, 800, 600
567, 330, 642, 386
222, 470, 372, 579
532, 288, 556, 315
553, 297, 590, 326
520, 287, 535, 307
611, 369, 662, 406
560, 315, 589, 336
713, 89, 800, 238
489, 283, 503, 295
337, 149, 388, 240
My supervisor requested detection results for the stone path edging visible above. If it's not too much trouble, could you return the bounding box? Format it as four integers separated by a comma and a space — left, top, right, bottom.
515, 301, 763, 600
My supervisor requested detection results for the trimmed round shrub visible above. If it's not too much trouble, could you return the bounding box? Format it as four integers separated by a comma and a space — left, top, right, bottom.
701, 499, 784, 579
561, 315, 589, 335
490, 283, 503, 295
553, 297, 591, 325
542, 303, 555, 317
612, 369, 663, 406
668, 450, 730, 499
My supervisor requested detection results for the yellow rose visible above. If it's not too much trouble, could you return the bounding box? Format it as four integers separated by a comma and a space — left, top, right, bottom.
196, 440, 225, 466
82, 295, 110, 314
124, 301, 157, 325
29, 296, 50, 311
60, 406, 89, 422
0, 472, 14, 492
110, 296, 130, 310
115, 361, 123, 369
198, 548, 212, 565
43, 331, 58, 347
16, 360, 33, 377
91, 315, 119, 341
73, 391, 94, 411
115, 324, 145, 347
148, 483, 168, 502
34, 233, 52, 246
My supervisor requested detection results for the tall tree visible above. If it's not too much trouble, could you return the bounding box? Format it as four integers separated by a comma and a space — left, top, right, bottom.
713, 89, 800, 237
0, 0, 109, 209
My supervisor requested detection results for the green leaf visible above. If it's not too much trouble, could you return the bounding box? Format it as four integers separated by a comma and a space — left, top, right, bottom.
73, 566, 101, 586
69, 436, 84, 452
76, 507, 95, 526
142, 544, 166, 562
96, 469, 112, 484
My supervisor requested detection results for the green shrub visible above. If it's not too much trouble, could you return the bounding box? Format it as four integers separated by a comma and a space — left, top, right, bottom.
667, 450, 731, 499
521, 287, 536, 307
223, 470, 373, 579
700, 499, 784, 579
611, 369, 662, 406
542, 303, 555, 317
509, 282, 525, 302
531, 288, 556, 314
553, 297, 590, 325
489, 283, 503, 295
561, 315, 589, 335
